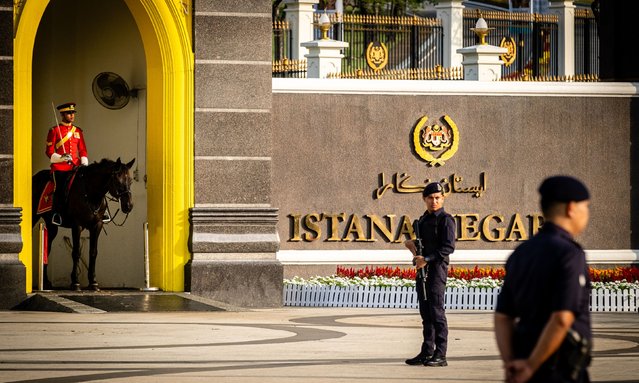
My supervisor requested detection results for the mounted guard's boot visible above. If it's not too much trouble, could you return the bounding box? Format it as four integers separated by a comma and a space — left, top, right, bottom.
51, 171, 69, 226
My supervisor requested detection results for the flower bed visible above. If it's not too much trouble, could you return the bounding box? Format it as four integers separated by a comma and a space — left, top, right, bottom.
283, 266, 639, 312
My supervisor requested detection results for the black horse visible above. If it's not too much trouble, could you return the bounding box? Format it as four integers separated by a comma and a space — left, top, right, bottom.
32, 158, 135, 291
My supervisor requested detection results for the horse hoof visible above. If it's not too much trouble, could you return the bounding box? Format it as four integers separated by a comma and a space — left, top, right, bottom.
89, 283, 100, 292
71, 283, 81, 291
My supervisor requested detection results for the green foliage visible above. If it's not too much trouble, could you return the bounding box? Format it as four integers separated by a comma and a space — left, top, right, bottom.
332, 0, 424, 16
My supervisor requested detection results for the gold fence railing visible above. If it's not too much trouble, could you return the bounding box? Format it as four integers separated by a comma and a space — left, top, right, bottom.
463, 8, 558, 23
272, 58, 307, 78
272, 20, 292, 61
574, 8, 595, 19
314, 12, 441, 27
272, 20, 290, 30
501, 74, 599, 82
463, 8, 559, 78
328, 66, 464, 80
312, 12, 444, 72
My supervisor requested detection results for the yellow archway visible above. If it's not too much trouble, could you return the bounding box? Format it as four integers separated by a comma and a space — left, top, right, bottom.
14, 0, 193, 292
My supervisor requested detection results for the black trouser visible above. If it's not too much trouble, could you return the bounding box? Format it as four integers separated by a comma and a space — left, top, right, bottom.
52, 171, 71, 215
417, 261, 448, 357
514, 331, 591, 383
529, 366, 590, 383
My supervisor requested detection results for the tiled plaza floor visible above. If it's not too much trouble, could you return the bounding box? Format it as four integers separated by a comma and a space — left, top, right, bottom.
0, 294, 637, 382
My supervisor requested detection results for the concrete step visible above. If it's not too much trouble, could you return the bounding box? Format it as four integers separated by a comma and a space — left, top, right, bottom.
12, 292, 225, 313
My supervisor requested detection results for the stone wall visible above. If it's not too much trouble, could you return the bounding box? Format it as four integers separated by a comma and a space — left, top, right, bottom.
0, 0, 26, 309
188, 0, 282, 307
272, 84, 636, 260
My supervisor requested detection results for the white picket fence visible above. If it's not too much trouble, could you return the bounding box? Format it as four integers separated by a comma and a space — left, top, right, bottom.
283, 285, 639, 312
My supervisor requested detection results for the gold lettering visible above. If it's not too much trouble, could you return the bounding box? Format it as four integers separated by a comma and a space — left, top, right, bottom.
529, 214, 544, 235
506, 213, 528, 241
288, 214, 302, 242
373, 171, 488, 199
456, 213, 480, 241
289, 211, 541, 243
323, 213, 346, 242
303, 213, 322, 241
396, 215, 414, 242
366, 214, 396, 242
343, 214, 372, 242
482, 214, 505, 242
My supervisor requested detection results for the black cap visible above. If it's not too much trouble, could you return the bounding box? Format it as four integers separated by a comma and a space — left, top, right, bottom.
539, 176, 590, 205
57, 102, 76, 113
422, 182, 444, 197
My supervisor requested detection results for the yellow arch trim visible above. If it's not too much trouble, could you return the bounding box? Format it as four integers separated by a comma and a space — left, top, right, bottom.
14, 0, 46, 292
14, 0, 193, 292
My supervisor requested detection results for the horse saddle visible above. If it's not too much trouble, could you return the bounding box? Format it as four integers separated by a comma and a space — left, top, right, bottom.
37, 171, 79, 215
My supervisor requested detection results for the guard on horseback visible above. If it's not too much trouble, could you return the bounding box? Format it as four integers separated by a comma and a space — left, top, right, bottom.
46, 102, 88, 225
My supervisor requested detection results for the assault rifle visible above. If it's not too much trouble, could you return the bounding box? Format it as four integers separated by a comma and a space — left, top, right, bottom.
413, 219, 429, 301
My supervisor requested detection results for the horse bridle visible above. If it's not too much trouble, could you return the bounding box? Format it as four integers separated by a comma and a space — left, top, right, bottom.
104, 167, 132, 226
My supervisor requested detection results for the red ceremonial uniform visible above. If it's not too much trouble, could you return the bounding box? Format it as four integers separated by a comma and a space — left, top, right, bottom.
46, 124, 88, 171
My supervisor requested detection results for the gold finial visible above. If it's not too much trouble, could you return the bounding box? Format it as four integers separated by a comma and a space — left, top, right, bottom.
470, 17, 494, 45
318, 12, 331, 40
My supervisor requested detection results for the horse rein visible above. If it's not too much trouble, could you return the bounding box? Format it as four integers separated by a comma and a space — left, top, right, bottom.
103, 195, 129, 227
103, 168, 133, 227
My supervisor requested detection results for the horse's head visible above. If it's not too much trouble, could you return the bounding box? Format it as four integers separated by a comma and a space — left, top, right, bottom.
108, 158, 135, 214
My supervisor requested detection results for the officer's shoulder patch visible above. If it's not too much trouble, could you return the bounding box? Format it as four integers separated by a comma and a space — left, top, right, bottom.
579, 274, 586, 287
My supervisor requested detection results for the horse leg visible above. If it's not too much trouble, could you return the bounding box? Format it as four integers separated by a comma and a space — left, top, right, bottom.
87, 226, 101, 291
70, 226, 82, 291
43, 222, 57, 290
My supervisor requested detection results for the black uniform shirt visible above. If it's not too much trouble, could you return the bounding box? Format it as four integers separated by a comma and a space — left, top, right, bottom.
496, 222, 592, 357
417, 208, 456, 265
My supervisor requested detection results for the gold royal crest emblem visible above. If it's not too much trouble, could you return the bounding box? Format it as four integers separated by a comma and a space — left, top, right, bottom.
366, 41, 388, 72
412, 115, 459, 167
499, 36, 516, 67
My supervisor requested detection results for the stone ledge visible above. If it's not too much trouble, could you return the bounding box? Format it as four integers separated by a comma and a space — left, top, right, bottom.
189, 206, 279, 253
0, 260, 26, 309
186, 260, 283, 307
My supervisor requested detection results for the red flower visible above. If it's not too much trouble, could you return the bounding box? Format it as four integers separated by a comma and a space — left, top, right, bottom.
336, 265, 639, 282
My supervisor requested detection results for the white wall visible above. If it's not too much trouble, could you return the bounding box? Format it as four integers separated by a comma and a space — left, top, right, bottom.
32, 0, 148, 289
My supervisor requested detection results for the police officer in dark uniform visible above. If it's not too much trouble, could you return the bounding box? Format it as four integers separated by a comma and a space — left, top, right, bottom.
405, 182, 456, 367
495, 175, 592, 383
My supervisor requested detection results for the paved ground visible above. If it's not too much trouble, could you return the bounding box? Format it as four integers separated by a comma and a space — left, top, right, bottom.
0, 294, 638, 383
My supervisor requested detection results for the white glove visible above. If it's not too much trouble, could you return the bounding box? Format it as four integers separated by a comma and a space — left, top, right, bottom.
81, 156, 89, 166
50, 153, 65, 163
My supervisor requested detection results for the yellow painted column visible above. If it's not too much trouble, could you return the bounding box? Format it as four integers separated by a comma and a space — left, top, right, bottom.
124, 0, 194, 291
14, 0, 50, 292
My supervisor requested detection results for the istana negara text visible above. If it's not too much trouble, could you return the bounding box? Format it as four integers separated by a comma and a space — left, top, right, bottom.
288, 213, 544, 243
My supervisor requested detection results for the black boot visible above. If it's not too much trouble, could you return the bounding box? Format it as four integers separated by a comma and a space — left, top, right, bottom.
424, 355, 447, 367
51, 171, 67, 226
405, 353, 433, 366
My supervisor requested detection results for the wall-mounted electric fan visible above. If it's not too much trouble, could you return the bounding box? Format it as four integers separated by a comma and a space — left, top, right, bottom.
92, 72, 131, 110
